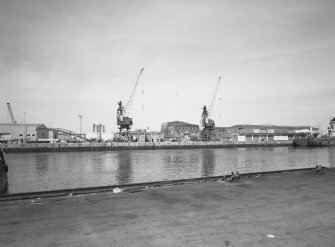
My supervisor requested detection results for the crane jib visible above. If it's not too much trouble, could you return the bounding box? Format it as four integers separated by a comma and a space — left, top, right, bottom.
124, 68, 144, 115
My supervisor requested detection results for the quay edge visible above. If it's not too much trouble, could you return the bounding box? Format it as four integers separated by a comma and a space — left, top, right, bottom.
0, 140, 292, 153
0, 167, 320, 201
1, 168, 335, 247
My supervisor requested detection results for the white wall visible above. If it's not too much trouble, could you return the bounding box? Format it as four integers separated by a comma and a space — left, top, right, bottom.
86, 132, 114, 141
238, 135, 246, 142
0, 124, 39, 140
101, 133, 114, 141
274, 135, 288, 141
0, 134, 11, 140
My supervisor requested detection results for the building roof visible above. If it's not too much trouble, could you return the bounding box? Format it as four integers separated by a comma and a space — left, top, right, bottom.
230, 124, 313, 130
162, 121, 199, 127
0, 123, 45, 127
214, 127, 232, 130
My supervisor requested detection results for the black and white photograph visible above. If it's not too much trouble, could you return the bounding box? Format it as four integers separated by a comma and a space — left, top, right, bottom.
1, 0, 335, 246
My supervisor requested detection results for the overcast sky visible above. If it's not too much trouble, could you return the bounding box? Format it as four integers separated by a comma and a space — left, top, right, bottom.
1, 0, 335, 133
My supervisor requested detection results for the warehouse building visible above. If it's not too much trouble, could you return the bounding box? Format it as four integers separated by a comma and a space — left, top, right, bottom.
86, 123, 113, 141
0, 123, 45, 143
214, 124, 318, 142
129, 129, 164, 143
36, 125, 86, 142
213, 127, 235, 141
161, 121, 199, 141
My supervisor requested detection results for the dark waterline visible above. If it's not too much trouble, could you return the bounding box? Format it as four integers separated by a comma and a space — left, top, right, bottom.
5, 146, 335, 194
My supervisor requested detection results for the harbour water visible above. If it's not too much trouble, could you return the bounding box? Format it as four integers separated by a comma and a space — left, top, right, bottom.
5, 146, 335, 194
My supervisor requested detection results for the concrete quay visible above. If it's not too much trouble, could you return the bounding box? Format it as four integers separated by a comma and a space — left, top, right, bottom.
0, 140, 292, 153
1, 168, 335, 247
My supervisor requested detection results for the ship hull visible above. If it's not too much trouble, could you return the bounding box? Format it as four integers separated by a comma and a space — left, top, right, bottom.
0, 150, 8, 193
293, 137, 335, 146
0, 170, 8, 193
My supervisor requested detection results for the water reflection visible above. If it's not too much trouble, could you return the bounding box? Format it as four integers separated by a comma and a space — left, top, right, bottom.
161, 150, 199, 180
240, 159, 253, 171
328, 147, 335, 166
92, 153, 104, 170
35, 154, 49, 176
201, 149, 215, 177
5, 147, 335, 194
163, 152, 188, 179
115, 151, 133, 184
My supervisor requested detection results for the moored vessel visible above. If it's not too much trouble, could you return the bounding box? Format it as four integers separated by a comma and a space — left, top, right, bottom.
0, 149, 8, 193
293, 115, 335, 146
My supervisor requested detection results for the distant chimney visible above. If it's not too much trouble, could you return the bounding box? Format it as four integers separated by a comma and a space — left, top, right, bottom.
93, 123, 96, 132
98, 123, 102, 140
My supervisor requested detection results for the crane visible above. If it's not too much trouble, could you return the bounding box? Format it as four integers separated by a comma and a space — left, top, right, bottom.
6, 103, 17, 124
115, 68, 144, 142
201, 76, 222, 141
208, 76, 221, 117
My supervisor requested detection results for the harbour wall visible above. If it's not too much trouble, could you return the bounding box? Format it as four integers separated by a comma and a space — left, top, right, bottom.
0, 140, 292, 153
0, 166, 317, 201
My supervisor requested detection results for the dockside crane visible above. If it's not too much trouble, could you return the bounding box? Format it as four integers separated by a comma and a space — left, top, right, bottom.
6, 103, 17, 124
115, 68, 144, 142
201, 76, 221, 141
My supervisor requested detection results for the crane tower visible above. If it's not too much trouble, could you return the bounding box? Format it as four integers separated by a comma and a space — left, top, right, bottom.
201, 76, 221, 141
7, 103, 17, 124
115, 68, 144, 142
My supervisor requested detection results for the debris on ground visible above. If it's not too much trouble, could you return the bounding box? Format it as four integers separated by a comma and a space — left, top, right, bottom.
227, 171, 240, 182
315, 165, 327, 173
113, 187, 123, 193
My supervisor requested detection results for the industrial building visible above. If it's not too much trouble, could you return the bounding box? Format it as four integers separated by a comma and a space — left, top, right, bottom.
161, 121, 199, 141
130, 129, 164, 143
86, 123, 113, 141
35, 125, 58, 140
36, 125, 86, 142
159, 121, 313, 142
214, 124, 318, 142
0, 123, 45, 143
0, 123, 86, 143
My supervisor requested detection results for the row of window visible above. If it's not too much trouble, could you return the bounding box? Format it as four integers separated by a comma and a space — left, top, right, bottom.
176, 128, 198, 132
19, 134, 36, 137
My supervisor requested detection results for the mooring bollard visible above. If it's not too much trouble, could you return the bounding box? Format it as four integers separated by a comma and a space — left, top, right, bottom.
228, 171, 240, 181
315, 164, 327, 173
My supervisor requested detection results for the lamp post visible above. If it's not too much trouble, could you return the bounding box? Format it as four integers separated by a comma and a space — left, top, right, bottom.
23, 112, 27, 143
79, 115, 83, 134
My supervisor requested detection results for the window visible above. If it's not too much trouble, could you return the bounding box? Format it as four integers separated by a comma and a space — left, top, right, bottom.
19, 134, 23, 136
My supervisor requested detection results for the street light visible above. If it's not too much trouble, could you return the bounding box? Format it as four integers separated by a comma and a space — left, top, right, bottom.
23, 112, 27, 143
79, 115, 83, 134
